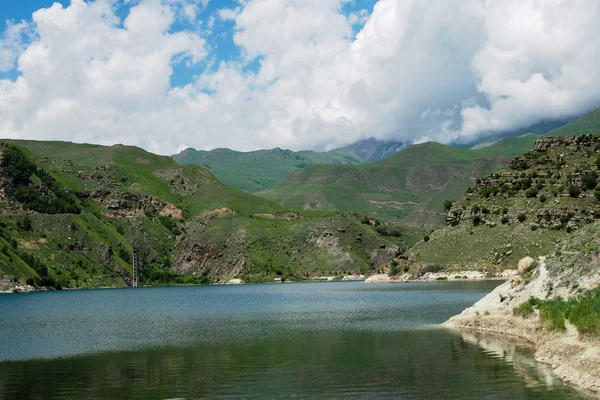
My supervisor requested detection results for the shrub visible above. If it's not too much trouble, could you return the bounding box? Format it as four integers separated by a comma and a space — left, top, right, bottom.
502, 207, 509, 214
471, 204, 480, 213
423, 234, 430, 242
582, 172, 598, 190
568, 185, 581, 198
116, 225, 125, 235
422, 264, 444, 273
443, 200, 454, 211
17, 216, 32, 232
525, 188, 538, 198
530, 225, 538, 231
517, 213, 527, 222
501, 216, 509, 224
539, 195, 547, 203
595, 189, 600, 201
513, 301, 534, 317
472, 215, 482, 226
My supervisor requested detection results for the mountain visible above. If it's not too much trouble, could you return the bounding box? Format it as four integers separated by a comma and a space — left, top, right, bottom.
0, 140, 421, 292
256, 135, 540, 230
405, 134, 600, 272
334, 138, 409, 162
546, 108, 600, 137
172, 147, 365, 193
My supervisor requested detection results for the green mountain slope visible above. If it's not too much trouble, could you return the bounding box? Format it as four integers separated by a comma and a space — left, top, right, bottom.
256, 135, 540, 230
547, 108, 600, 137
0, 140, 420, 291
172, 147, 365, 192
404, 135, 600, 273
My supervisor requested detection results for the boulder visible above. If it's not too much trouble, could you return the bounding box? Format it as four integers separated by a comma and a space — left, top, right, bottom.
518, 257, 535, 274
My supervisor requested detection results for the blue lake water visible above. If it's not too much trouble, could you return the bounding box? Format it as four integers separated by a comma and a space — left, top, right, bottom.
0, 281, 587, 399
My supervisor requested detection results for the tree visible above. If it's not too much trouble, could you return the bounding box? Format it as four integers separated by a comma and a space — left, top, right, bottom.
443, 200, 454, 211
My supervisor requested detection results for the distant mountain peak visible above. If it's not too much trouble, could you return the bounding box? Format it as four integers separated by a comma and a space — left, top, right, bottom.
334, 138, 409, 162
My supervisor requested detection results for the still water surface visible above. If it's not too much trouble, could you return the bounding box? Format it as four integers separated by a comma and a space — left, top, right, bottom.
0, 281, 587, 399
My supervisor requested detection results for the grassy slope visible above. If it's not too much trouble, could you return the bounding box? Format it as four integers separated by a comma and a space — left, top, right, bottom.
406, 134, 600, 272
0, 140, 419, 289
547, 108, 600, 137
257, 136, 540, 230
172, 147, 365, 192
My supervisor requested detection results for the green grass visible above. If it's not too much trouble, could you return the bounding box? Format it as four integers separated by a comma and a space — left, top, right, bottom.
0, 139, 416, 289
547, 108, 600, 137
172, 147, 365, 192
257, 136, 540, 230
407, 134, 600, 271
514, 289, 600, 336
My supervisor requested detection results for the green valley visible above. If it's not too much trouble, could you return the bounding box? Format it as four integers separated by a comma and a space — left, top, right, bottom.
256, 136, 540, 230
172, 147, 365, 192
0, 140, 420, 291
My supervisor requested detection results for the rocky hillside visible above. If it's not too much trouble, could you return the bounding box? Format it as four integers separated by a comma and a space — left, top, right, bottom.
405, 135, 600, 273
172, 147, 365, 193
257, 136, 539, 230
0, 140, 421, 292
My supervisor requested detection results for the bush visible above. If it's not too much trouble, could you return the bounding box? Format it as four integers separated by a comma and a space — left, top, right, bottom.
472, 215, 482, 226
513, 301, 534, 317
517, 213, 527, 222
422, 264, 444, 273
568, 185, 581, 198
443, 200, 454, 211
0, 146, 81, 214
501, 216, 509, 224
595, 190, 600, 201
502, 207, 509, 214
582, 172, 597, 190
525, 188, 538, 198
17, 216, 32, 232
530, 225, 538, 231
539, 195, 547, 203
423, 234, 430, 242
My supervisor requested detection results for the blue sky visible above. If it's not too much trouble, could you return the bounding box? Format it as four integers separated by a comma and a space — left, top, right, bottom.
1, 0, 379, 88
0, 0, 597, 154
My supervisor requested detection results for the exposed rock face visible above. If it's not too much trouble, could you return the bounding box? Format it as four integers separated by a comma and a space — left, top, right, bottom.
226, 278, 244, 285
518, 257, 535, 274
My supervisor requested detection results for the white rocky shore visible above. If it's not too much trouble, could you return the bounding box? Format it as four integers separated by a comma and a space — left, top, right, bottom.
445, 256, 600, 395
363, 269, 516, 283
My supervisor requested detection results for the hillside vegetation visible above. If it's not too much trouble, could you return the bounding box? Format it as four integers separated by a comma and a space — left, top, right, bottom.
257, 136, 539, 230
406, 135, 600, 273
172, 147, 365, 192
0, 140, 421, 291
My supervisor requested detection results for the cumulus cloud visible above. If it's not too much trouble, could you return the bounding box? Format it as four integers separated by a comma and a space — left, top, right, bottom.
0, 20, 33, 72
0, 0, 599, 154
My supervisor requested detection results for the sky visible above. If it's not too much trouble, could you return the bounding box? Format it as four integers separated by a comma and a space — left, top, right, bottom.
0, 0, 599, 155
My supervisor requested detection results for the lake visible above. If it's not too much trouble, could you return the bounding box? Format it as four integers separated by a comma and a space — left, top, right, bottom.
0, 281, 587, 399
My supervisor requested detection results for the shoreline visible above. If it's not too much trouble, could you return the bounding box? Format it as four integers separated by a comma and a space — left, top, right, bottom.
446, 314, 600, 395
0, 274, 509, 295
444, 270, 600, 396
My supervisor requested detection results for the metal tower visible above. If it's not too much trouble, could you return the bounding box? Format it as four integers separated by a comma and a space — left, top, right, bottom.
133, 249, 139, 288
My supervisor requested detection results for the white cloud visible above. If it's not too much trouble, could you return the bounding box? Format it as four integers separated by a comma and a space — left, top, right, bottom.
0, 0, 599, 155
0, 20, 32, 72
